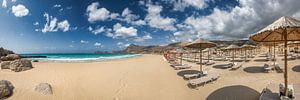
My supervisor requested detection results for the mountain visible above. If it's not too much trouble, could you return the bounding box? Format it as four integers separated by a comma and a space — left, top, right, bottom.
110, 40, 256, 54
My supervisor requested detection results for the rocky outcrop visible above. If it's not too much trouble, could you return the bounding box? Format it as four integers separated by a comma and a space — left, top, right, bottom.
0, 54, 20, 61
0, 59, 33, 72
0, 48, 14, 57
0, 61, 10, 69
34, 83, 53, 95
9, 60, 33, 72
0, 80, 14, 99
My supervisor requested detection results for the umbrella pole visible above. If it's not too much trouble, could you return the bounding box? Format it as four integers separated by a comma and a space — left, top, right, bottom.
200, 49, 203, 71
273, 43, 276, 65
180, 53, 183, 65
245, 49, 247, 61
284, 28, 288, 96
208, 50, 210, 62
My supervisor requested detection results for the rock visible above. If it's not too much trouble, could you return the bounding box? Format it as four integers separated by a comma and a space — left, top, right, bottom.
0, 80, 14, 99
0, 54, 20, 61
0, 48, 14, 57
9, 60, 33, 72
34, 83, 53, 95
0, 61, 11, 69
32, 60, 39, 62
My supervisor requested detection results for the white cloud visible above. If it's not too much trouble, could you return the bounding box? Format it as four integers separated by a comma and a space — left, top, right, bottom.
11, 0, 16, 3
94, 42, 103, 48
57, 20, 70, 32
53, 4, 61, 8
166, 0, 208, 11
133, 34, 152, 42
86, 2, 119, 22
2, 0, 6, 8
120, 8, 146, 26
145, 4, 177, 31
113, 23, 138, 38
117, 42, 130, 48
88, 26, 105, 35
175, 0, 300, 40
41, 13, 71, 33
34, 22, 39, 25
80, 40, 89, 44
12, 4, 29, 17
69, 45, 74, 48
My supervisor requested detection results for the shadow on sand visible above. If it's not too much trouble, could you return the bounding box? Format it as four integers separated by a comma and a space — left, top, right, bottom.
292, 65, 300, 72
243, 66, 266, 73
177, 70, 201, 77
206, 85, 260, 100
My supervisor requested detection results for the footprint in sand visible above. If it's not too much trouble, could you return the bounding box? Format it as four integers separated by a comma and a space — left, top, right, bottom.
113, 72, 128, 100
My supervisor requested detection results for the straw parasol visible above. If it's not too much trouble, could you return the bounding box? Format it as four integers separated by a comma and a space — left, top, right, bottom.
250, 16, 300, 96
241, 44, 256, 61
185, 38, 216, 71
225, 44, 240, 61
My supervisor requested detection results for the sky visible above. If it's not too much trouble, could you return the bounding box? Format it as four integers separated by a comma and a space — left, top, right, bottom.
1, 0, 300, 53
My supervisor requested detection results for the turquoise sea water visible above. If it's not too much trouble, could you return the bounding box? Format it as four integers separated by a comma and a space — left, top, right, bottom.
21, 53, 140, 62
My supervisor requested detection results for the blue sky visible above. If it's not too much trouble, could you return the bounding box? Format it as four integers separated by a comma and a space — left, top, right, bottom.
1, 0, 300, 53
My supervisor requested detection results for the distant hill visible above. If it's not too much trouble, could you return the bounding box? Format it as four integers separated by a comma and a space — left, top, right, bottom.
106, 40, 257, 54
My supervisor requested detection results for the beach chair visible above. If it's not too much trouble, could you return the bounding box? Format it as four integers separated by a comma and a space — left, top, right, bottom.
231, 62, 243, 70
171, 64, 192, 70
259, 83, 280, 100
263, 63, 273, 72
196, 60, 208, 65
188, 73, 220, 88
206, 61, 215, 65
274, 62, 284, 73
183, 71, 208, 80
220, 63, 234, 69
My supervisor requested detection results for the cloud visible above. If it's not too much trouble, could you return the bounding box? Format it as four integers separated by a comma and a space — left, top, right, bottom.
11, 0, 16, 3
57, 20, 70, 32
163, 0, 208, 11
41, 13, 71, 33
133, 34, 153, 42
88, 26, 105, 35
120, 8, 146, 25
145, 4, 177, 31
117, 42, 130, 48
86, 2, 119, 22
34, 22, 39, 25
80, 40, 89, 44
112, 23, 138, 38
94, 42, 103, 48
174, 0, 300, 41
12, 4, 29, 17
53, 4, 61, 8
2, 0, 6, 8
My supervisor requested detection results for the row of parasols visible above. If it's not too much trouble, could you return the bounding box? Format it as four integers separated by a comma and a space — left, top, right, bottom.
170, 16, 300, 97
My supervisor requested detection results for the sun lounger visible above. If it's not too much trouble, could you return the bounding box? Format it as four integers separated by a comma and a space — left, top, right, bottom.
188, 73, 220, 88
196, 60, 208, 65
206, 61, 215, 65
183, 71, 208, 80
213, 57, 227, 61
220, 63, 234, 69
274, 62, 284, 73
293, 84, 300, 100
231, 62, 243, 70
171, 64, 192, 70
259, 83, 280, 100
263, 64, 273, 72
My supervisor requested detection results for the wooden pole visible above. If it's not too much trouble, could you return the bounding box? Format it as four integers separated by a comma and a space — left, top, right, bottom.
284, 28, 288, 96
200, 49, 202, 71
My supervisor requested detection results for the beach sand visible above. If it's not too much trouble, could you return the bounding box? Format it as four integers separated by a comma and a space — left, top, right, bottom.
1, 54, 300, 100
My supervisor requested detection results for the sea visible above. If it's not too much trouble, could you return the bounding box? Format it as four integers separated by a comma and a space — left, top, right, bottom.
21, 53, 140, 62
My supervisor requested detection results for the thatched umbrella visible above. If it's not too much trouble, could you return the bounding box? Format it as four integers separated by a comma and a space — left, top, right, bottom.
250, 16, 300, 96
241, 44, 256, 61
186, 38, 216, 71
225, 44, 240, 61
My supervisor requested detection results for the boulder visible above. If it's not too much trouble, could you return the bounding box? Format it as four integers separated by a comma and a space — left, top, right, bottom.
0, 54, 20, 61
34, 83, 53, 95
9, 60, 33, 72
0, 80, 14, 99
0, 61, 11, 69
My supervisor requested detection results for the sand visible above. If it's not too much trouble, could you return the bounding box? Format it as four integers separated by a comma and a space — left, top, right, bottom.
1, 54, 300, 100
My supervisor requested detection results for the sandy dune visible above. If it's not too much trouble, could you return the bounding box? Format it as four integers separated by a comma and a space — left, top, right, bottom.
1, 54, 300, 100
